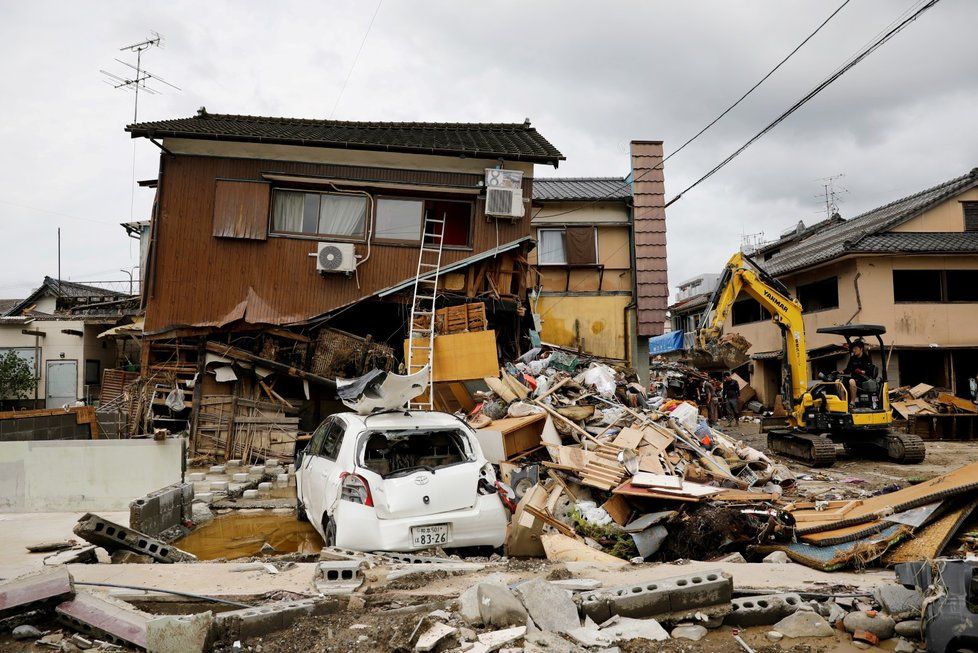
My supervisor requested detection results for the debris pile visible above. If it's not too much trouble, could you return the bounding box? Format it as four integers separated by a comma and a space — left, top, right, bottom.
889, 382, 978, 419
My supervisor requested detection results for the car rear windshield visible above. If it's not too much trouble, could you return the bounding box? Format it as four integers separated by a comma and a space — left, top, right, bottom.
358, 428, 474, 478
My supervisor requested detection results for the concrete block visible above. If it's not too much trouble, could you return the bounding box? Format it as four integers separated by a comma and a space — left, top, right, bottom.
210, 481, 229, 492
194, 493, 214, 504
73, 513, 196, 563
242, 490, 259, 499
187, 472, 206, 482
377, 551, 460, 565
725, 593, 803, 626
515, 579, 579, 633
258, 482, 273, 491
264, 459, 280, 467
147, 611, 213, 653
226, 459, 242, 467
314, 561, 365, 595
56, 591, 150, 649
209, 465, 225, 474
287, 464, 296, 474
129, 482, 194, 537
213, 598, 338, 640
249, 465, 265, 474
0, 567, 74, 617
276, 473, 289, 483
579, 569, 731, 623
232, 473, 250, 483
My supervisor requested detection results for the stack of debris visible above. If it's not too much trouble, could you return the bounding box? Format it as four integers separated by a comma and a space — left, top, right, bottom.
889, 382, 977, 419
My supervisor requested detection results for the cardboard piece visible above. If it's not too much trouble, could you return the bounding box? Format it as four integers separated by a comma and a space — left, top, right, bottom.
909, 383, 935, 399
936, 392, 977, 413
540, 533, 629, 567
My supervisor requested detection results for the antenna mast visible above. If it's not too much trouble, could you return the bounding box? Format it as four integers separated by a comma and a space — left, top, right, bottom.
100, 32, 180, 123
816, 173, 848, 219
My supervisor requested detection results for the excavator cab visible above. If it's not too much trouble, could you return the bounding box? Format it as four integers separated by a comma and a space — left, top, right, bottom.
815, 324, 888, 414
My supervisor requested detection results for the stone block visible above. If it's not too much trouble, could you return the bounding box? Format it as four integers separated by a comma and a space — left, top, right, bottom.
73, 513, 195, 563
579, 569, 731, 623
213, 598, 338, 640
725, 593, 803, 626
0, 567, 74, 617
56, 591, 150, 649
146, 611, 213, 653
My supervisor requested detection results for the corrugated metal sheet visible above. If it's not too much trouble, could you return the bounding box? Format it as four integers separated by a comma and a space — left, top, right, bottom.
630, 141, 668, 337
144, 154, 532, 333
213, 180, 270, 240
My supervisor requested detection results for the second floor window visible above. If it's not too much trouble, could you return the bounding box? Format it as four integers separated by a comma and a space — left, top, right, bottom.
272, 190, 367, 238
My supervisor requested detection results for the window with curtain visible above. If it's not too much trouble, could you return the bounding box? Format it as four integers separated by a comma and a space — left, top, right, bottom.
272, 190, 367, 238
376, 198, 423, 241
537, 228, 567, 265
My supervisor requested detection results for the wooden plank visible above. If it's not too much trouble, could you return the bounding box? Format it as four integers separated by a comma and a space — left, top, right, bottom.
404, 330, 500, 382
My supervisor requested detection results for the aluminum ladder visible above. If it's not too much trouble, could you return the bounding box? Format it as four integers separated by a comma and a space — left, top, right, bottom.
406, 213, 447, 410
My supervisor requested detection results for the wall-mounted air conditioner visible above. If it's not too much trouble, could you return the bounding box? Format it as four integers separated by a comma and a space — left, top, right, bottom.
485, 168, 525, 219
315, 242, 356, 273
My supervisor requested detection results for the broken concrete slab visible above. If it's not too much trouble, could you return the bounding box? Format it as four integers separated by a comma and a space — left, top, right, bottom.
56, 591, 151, 649
73, 513, 195, 563
213, 598, 339, 641
843, 611, 895, 639
671, 624, 708, 641
569, 617, 669, 646
146, 611, 213, 653
42, 545, 98, 566
550, 578, 603, 592
25, 540, 76, 553
0, 566, 74, 617
414, 621, 457, 652
515, 579, 579, 633
725, 593, 803, 626
874, 584, 922, 618
478, 625, 526, 652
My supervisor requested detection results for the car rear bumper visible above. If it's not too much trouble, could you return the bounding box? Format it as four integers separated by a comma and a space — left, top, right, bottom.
332, 494, 508, 552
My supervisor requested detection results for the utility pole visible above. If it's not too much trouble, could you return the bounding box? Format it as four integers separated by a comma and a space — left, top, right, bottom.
57, 228, 61, 288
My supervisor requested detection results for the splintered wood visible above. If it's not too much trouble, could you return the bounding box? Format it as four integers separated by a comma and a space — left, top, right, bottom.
580, 443, 627, 490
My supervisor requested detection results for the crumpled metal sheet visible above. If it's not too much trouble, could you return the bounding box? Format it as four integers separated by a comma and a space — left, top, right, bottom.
336, 365, 431, 414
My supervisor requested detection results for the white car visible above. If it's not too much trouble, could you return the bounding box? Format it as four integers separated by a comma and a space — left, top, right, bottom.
295, 410, 508, 552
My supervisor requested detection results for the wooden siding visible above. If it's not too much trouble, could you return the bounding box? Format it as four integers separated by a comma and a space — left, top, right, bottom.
213, 179, 270, 240
145, 154, 532, 333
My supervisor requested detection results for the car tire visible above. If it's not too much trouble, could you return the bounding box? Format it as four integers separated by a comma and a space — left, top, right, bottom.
295, 494, 309, 522
324, 517, 337, 547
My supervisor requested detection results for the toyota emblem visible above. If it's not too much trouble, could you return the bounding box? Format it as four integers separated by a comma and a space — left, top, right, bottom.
414, 475, 430, 486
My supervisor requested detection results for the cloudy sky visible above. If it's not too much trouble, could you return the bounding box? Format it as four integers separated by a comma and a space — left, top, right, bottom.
1, 0, 976, 300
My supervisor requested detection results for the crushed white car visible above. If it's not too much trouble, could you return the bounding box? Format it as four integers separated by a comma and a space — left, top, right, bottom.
295, 410, 508, 552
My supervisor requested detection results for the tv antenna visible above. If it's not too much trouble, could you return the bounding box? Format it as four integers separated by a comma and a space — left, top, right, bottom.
815, 174, 848, 219
100, 32, 180, 122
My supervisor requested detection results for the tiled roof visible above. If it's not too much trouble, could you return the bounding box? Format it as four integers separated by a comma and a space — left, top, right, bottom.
851, 231, 978, 253
532, 177, 631, 201
761, 169, 978, 275
0, 299, 22, 316
6, 277, 129, 317
127, 110, 565, 166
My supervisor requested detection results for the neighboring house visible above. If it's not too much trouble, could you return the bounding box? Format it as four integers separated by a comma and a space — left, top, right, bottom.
0, 278, 135, 407
528, 141, 669, 376
717, 167, 978, 405
667, 273, 721, 350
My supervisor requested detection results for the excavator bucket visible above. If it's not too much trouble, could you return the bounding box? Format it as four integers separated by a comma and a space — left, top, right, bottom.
689, 332, 752, 370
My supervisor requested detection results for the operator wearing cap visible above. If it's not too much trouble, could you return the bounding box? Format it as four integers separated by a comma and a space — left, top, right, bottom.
843, 339, 878, 407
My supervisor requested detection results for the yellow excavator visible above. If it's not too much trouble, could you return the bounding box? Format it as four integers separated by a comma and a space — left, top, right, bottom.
694, 251, 925, 467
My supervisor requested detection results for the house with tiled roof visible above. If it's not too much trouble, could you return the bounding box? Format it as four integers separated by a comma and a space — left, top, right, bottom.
0, 277, 137, 408
721, 167, 978, 405
528, 142, 669, 376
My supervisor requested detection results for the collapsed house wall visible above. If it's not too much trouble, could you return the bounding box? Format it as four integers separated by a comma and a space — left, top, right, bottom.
0, 437, 183, 512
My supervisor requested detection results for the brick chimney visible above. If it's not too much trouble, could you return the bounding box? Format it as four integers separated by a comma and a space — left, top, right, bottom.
630, 140, 668, 337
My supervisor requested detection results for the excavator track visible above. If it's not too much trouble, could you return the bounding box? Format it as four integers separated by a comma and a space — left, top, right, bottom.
767, 430, 837, 468
886, 432, 926, 464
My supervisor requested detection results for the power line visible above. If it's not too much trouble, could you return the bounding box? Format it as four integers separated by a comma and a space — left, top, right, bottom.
329, 0, 384, 119
665, 0, 942, 208
534, 0, 852, 221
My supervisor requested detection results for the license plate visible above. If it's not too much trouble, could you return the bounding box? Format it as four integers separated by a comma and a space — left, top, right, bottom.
411, 524, 451, 547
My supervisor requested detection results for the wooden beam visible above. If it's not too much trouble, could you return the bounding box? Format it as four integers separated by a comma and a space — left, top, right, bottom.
204, 341, 337, 390
60, 329, 84, 337
21, 329, 44, 338
265, 327, 311, 343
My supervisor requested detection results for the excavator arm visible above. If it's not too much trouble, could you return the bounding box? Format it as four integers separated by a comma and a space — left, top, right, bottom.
695, 252, 809, 409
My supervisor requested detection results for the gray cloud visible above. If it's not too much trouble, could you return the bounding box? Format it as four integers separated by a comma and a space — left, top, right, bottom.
1, 0, 975, 302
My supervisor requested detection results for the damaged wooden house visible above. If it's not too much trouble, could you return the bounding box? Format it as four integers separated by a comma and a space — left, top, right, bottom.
124, 109, 564, 460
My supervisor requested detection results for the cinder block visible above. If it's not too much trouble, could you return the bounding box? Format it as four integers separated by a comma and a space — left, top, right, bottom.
209, 465, 225, 474
232, 473, 250, 483
188, 473, 206, 482
264, 459, 280, 468
313, 561, 365, 595
258, 482, 273, 491
579, 570, 732, 623
226, 459, 243, 467
194, 493, 214, 504
210, 481, 229, 492
213, 598, 338, 640
73, 513, 195, 563
242, 490, 259, 499
276, 473, 289, 483
249, 465, 265, 475
0, 567, 74, 617
129, 482, 194, 537
725, 593, 802, 626
56, 591, 150, 649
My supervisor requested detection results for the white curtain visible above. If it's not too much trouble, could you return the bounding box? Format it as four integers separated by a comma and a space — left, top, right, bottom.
376, 198, 423, 240
272, 191, 304, 232
538, 229, 567, 264
320, 195, 366, 236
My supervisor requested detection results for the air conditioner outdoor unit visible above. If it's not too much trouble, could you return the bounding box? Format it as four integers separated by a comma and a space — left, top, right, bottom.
315, 242, 356, 273
485, 168, 525, 219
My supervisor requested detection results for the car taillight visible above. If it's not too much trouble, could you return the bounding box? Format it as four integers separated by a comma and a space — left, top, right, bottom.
339, 472, 373, 507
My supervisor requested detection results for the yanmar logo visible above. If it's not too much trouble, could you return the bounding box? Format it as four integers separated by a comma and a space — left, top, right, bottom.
762, 290, 790, 313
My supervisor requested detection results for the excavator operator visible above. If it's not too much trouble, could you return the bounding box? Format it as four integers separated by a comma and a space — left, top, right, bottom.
842, 339, 878, 407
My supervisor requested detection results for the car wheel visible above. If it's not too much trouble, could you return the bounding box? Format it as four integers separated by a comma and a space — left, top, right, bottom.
324, 517, 337, 547
295, 494, 309, 522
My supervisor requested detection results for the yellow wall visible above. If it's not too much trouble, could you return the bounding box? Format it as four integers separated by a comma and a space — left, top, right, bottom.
535, 294, 631, 359
891, 187, 978, 232
529, 225, 633, 292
